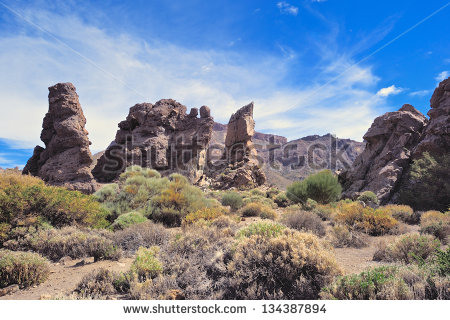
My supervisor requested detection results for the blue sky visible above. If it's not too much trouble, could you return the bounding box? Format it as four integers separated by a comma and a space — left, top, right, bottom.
0, 0, 449, 168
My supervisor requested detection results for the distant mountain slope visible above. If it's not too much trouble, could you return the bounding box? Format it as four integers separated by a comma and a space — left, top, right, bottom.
211, 122, 365, 188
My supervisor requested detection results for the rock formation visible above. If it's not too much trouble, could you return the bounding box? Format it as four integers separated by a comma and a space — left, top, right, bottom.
413, 77, 450, 156
92, 99, 214, 183
22, 83, 97, 193
341, 76, 450, 204
209, 102, 266, 189
340, 104, 428, 203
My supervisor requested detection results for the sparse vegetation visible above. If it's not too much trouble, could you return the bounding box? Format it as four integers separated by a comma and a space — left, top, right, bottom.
373, 234, 440, 264
237, 222, 286, 238
328, 224, 369, 248
0, 249, 50, 288
239, 202, 276, 219
0, 171, 109, 244
420, 210, 450, 244
183, 207, 225, 226
4, 226, 122, 262
225, 231, 342, 299
280, 210, 325, 237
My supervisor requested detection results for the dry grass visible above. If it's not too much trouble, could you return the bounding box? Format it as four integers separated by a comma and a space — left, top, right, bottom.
280, 210, 326, 237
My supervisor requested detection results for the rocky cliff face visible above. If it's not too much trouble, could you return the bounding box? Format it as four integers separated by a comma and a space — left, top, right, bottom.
414, 78, 450, 156
209, 102, 266, 189
340, 104, 427, 203
22, 83, 97, 193
341, 78, 450, 204
92, 99, 214, 183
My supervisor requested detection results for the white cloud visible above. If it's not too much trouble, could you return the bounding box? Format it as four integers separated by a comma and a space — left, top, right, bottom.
435, 71, 449, 82
0, 6, 394, 158
277, 2, 299, 16
409, 90, 431, 97
376, 85, 403, 97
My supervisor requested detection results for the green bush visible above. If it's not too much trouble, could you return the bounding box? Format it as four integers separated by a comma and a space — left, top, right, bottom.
321, 265, 449, 300
110, 211, 148, 231
0, 171, 109, 244
131, 247, 163, 282
373, 234, 440, 264
357, 191, 379, 205
399, 152, 450, 211
266, 188, 280, 199
383, 205, 418, 224
237, 222, 286, 238
221, 192, 244, 211
225, 231, 342, 299
286, 170, 341, 205
0, 249, 50, 288
239, 202, 275, 219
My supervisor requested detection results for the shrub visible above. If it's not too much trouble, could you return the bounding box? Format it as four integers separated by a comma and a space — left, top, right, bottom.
266, 188, 280, 199
373, 234, 440, 264
334, 202, 399, 236
303, 198, 318, 211
431, 248, 450, 276
383, 205, 418, 224
131, 247, 163, 282
321, 265, 449, 300
357, 191, 379, 205
0, 249, 50, 288
286, 170, 341, 205
221, 192, 244, 211
420, 211, 450, 244
5, 226, 122, 262
225, 231, 342, 299
250, 189, 265, 197
399, 152, 450, 211
75, 268, 117, 299
237, 222, 286, 238
239, 202, 275, 219
280, 211, 325, 237
328, 224, 368, 248
274, 192, 290, 208
110, 211, 148, 231
242, 195, 277, 209
113, 221, 169, 254
313, 204, 335, 221
183, 207, 225, 226
0, 172, 109, 243
150, 174, 212, 227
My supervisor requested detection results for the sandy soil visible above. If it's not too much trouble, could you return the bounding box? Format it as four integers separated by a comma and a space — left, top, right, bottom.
0, 257, 134, 300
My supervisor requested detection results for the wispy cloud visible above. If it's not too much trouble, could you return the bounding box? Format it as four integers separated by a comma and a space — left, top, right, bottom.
0, 3, 398, 167
376, 85, 403, 97
409, 89, 431, 97
277, 2, 299, 16
435, 71, 449, 82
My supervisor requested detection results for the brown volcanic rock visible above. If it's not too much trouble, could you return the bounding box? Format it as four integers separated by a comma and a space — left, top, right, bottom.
92, 99, 214, 183
209, 102, 266, 189
22, 83, 97, 193
414, 78, 450, 156
341, 104, 427, 203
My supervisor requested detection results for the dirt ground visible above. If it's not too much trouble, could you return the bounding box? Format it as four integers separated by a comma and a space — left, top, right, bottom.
0, 257, 134, 300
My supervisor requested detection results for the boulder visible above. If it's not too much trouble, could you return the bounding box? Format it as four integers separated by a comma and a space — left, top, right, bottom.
92, 99, 214, 183
22, 83, 97, 194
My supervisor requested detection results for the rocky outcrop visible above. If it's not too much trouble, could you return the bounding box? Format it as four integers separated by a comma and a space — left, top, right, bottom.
22, 83, 97, 193
92, 99, 214, 183
414, 78, 450, 156
209, 102, 266, 189
340, 104, 427, 203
